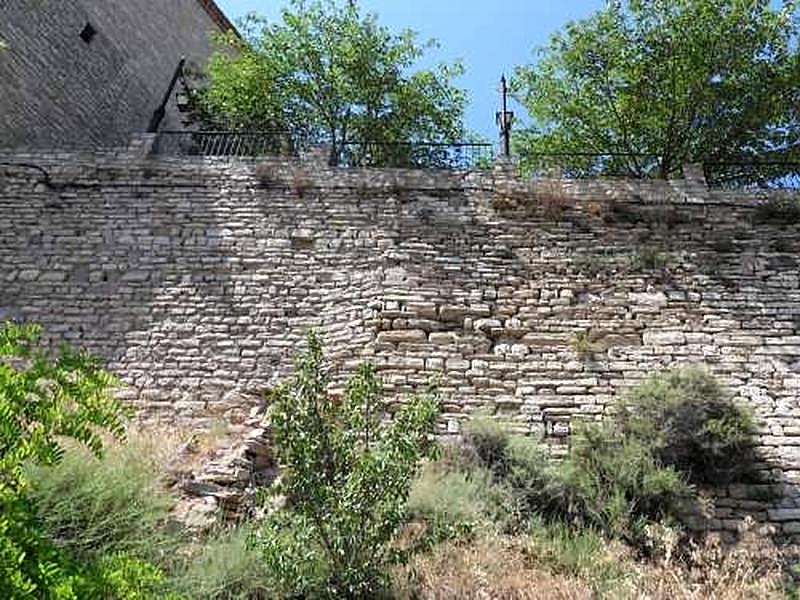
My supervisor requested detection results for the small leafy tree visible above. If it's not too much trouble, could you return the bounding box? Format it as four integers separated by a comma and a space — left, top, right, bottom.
198, 0, 467, 165
257, 331, 439, 597
0, 321, 131, 598
512, 0, 800, 179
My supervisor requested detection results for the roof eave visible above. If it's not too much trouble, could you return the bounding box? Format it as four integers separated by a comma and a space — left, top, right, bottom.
196, 0, 241, 39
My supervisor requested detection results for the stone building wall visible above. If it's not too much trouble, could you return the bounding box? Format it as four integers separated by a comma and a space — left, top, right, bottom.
2, 146, 800, 535
0, 1, 231, 149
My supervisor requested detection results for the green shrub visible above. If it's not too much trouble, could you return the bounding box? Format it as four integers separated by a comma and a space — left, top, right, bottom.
618, 367, 757, 484
407, 463, 503, 532
441, 415, 690, 549
461, 417, 512, 475
76, 553, 179, 600
553, 421, 690, 546
257, 331, 440, 598
457, 418, 566, 532
170, 525, 275, 600
26, 437, 180, 568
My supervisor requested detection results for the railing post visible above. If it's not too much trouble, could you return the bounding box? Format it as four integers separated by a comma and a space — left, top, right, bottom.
304, 145, 332, 168
126, 132, 157, 157
683, 163, 707, 186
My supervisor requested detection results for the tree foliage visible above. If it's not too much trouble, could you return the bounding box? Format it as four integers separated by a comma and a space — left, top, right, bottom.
0, 321, 146, 599
256, 331, 439, 597
197, 0, 467, 164
512, 0, 800, 178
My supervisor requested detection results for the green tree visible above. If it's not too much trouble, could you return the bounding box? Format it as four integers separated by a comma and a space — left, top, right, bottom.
512, 0, 800, 179
0, 322, 136, 599
257, 332, 439, 597
198, 0, 467, 165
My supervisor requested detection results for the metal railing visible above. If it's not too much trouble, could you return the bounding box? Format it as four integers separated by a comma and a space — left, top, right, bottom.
152, 130, 300, 158
337, 141, 495, 169
151, 130, 494, 169
704, 161, 800, 190
520, 153, 671, 179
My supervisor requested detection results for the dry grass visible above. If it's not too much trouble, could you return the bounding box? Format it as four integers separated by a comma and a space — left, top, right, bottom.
393, 535, 594, 600
392, 521, 788, 600
632, 522, 784, 600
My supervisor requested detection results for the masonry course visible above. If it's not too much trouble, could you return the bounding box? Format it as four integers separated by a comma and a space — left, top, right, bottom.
1, 144, 800, 536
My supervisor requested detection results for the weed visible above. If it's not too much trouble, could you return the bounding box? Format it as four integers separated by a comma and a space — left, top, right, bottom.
570, 329, 601, 359
572, 255, 607, 277
629, 246, 669, 270
525, 517, 632, 596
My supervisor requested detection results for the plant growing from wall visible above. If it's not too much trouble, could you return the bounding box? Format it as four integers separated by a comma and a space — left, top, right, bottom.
256, 331, 440, 597
629, 247, 669, 271
570, 329, 602, 359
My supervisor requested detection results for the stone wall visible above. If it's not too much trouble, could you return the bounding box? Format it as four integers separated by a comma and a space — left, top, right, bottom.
0, 0, 229, 149
2, 146, 800, 536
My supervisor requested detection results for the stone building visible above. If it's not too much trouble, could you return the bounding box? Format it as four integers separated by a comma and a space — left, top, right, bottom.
0, 0, 236, 149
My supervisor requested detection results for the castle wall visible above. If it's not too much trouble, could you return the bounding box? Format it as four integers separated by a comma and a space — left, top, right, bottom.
2, 147, 800, 536
0, 1, 226, 148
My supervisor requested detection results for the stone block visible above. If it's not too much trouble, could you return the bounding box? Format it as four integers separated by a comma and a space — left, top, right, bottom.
375, 330, 427, 344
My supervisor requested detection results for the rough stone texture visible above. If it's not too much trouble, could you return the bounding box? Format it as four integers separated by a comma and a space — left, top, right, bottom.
2, 145, 800, 536
0, 0, 229, 149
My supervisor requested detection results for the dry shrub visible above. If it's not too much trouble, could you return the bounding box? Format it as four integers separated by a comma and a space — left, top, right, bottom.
635, 520, 784, 600
491, 180, 574, 219
394, 526, 785, 600
393, 535, 593, 600
254, 162, 280, 188
25, 426, 196, 568
289, 170, 313, 198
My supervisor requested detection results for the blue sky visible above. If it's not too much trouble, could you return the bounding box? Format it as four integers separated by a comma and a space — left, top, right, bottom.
215, 0, 606, 140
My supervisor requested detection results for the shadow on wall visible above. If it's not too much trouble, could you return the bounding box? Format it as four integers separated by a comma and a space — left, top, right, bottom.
0, 155, 385, 422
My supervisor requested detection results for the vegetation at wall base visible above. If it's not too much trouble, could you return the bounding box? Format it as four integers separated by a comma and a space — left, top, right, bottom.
618, 367, 757, 485
0, 323, 783, 598
405, 367, 760, 576
255, 331, 440, 597
0, 321, 169, 599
